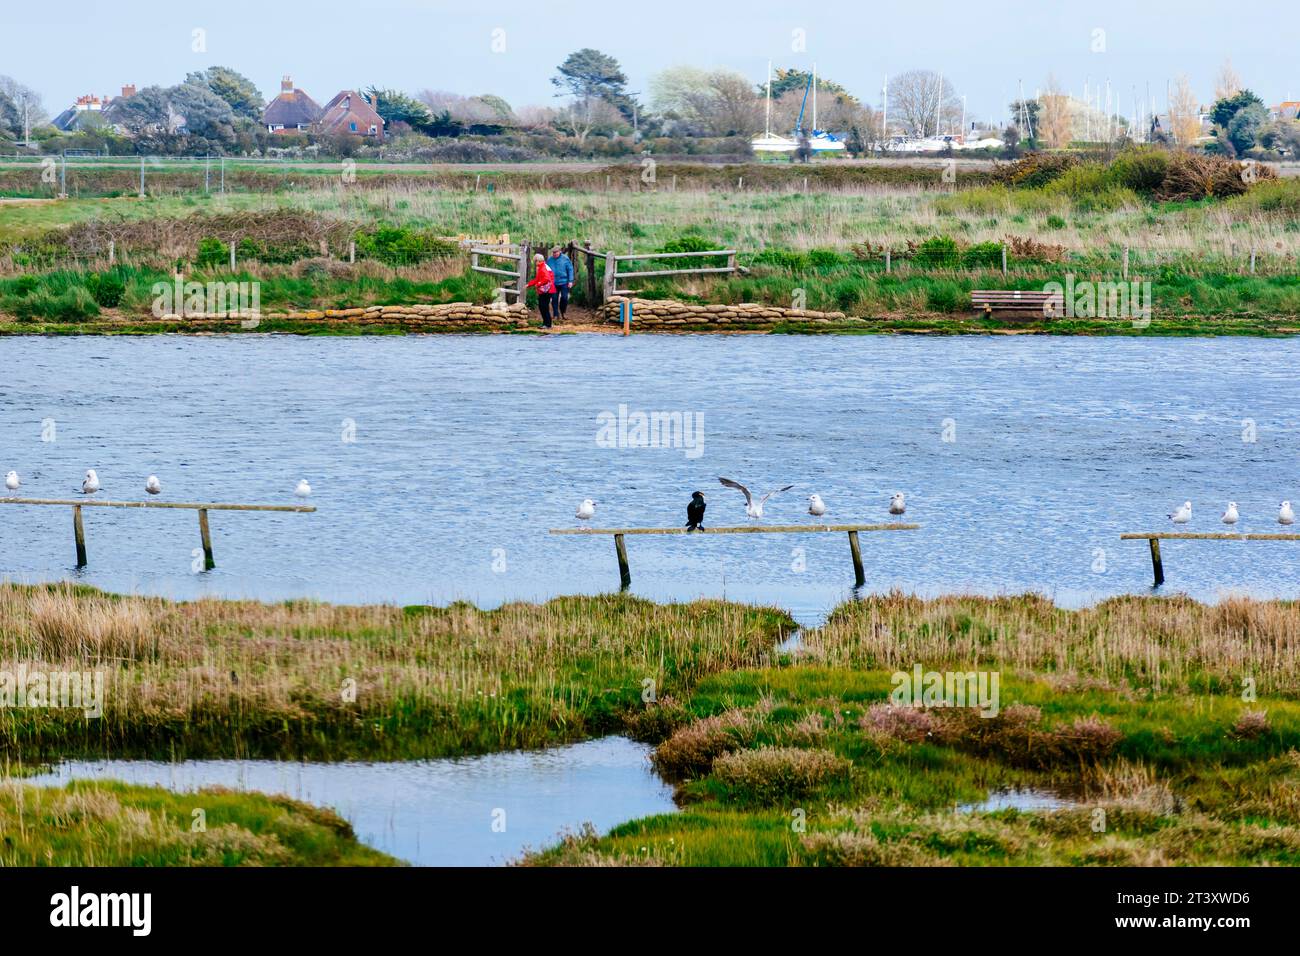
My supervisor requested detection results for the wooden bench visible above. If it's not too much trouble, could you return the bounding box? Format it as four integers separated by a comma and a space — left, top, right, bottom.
971, 290, 1063, 321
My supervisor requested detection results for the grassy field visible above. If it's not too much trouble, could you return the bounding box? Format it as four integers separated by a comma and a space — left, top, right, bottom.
525, 592, 1300, 866
0, 583, 791, 762
4, 156, 1300, 334
0, 779, 397, 865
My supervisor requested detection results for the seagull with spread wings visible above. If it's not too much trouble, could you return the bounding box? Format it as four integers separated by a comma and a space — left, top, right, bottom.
718, 477, 793, 519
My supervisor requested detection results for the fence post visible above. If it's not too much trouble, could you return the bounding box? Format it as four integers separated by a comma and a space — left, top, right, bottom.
72, 505, 87, 567
1123, 245, 1130, 279
108, 240, 115, 265
885, 249, 891, 274
671, 174, 677, 192
603, 251, 617, 301
198, 508, 215, 570
1001, 243, 1007, 276
139, 156, 145, 198
584, 240, 596, 303
229, 237, 236, 271
516, 241, 530, 303
726, 251, 736, 275
349, 240, 356, 264
1250, 249, 1257, 274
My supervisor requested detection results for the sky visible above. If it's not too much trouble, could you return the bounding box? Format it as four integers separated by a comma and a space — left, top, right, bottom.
2, 0, 1296, 124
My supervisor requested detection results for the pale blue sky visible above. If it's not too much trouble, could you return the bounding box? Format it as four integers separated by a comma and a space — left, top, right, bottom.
3, 0, 1295, 123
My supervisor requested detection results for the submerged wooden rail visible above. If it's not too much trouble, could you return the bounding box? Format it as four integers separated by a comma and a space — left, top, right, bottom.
551, 523, 919, 589
1121, 531, 1300, 586
0, 497, 316, 569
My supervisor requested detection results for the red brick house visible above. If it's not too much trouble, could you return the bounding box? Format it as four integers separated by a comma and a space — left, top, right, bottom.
318, 90, 385, 141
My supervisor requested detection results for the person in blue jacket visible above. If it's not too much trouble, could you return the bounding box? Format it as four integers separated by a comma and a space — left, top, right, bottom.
546, 246, 575, 321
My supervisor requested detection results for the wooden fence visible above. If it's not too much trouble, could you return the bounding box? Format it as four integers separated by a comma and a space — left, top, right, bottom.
0, 497, 315, 569
470, 241, 530, 304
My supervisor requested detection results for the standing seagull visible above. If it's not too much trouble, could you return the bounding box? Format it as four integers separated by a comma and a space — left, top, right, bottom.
889, 493, 906, 516
295, 479, 312, 498
576, 498, 597, 521
1169, 500, 1192, 525
1221, 501, 1239, 525
807, 494, 827, 517
145, 475, 162, 495
718, 477, 793, 519
1280, 501, 1295, 526
4, 471, 18, 496
82, 469, 100, 494
685, 492, 706, 531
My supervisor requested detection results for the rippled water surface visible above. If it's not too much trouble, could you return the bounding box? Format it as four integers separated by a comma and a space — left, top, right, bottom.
2, 334, 1297, 623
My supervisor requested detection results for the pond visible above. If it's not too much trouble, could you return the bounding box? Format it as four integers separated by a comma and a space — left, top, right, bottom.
23, 736, 675, 866
2, 334, 1298, 624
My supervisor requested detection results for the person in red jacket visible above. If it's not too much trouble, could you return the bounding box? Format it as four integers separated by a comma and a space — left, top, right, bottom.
526, 253, 556, 328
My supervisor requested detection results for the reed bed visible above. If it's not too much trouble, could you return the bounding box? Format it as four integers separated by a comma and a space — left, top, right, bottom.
0, 584, 790, 761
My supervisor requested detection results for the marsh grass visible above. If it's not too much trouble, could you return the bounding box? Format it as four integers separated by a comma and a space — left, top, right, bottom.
0, 584, 792, 761
0, 779, 395, 866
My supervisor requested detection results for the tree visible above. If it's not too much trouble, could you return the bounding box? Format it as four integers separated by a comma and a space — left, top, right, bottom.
0, 75, 47, 144
1260, 119, 1300, 156
887, 70, 962, 138
166, 83, 237, 146
761, 67, 849, 101
1214, 58, 1242, 102
186, 66, 262, 123
368, 87, 433, 130
1037, 76, 1072, 148
1210, 89, 1263, 129
1226, 102, 1269, 154
1168, 75, 1202, 147
553, 96, 622, 145
649, 66, 761, 136
552, 48, 637, 123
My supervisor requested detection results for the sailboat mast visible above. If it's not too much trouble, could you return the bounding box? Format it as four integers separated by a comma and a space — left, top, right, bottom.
765, 60, 772, 137
812, 62, 818, 131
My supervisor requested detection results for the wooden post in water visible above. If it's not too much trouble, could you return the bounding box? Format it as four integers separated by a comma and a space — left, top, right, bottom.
614, 533, 631, 590
198, 508, 215, 570
72, 505, 87, 567
847, 530, 865, 587
1148, 538, 1164, 586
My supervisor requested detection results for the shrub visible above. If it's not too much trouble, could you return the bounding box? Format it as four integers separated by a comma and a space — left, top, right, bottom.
1108, 148, 1169, 193
196, 237, 229, 268
992, 152, 1079, 188
651, 708, 755, 779
711, 746, 850, 803
913, 235, 960, 267
13, 285, 99, 322
1045, 214, 1067, 229
353, 227, 460, 267
1232, 710, 1271, 740
962, 241, 1005, 269
85, 271, 126, 308
859, 703, 937, 744
925, 281, 967, 312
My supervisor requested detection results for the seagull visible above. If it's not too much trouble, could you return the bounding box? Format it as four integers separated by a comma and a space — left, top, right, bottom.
808, 494, 827, 517
4, 471, 18, 495
685, 492, 706, 531
1221, 501, 1239, 525
718, 477, 793, 519
295, 479, 312, 498
82, 469, 100, 494
145, 475, 162, 495
576, 498, 596, 521
889, 493, 906, 515
1280, 501, 1295, 526
1169, 500, 1192, 524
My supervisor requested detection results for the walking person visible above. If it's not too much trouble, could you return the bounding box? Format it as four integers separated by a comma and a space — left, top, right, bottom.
526, 252, 556, 329
546, 245, 575, 322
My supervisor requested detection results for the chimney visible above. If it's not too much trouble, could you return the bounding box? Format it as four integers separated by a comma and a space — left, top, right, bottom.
281, 75, 293, 93
370, 91, 379, 113
121, 84, 136, 99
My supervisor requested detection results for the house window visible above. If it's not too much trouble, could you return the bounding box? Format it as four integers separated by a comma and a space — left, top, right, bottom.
369, 125, 377, 134
350, 122, 357, 131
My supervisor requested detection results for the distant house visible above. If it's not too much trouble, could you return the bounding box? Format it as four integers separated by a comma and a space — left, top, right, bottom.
318, 90, 384, 140
263, 76, 322, 134
1273, 101, 1300, 122
51, 93, 110, 132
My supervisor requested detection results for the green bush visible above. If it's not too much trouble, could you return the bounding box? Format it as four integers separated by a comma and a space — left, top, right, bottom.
1109, 148, 1169, 194
353, 227, 459, 266
85, 271, 126, 308
914, 235, 960, 267
1045, 214, 1067, 229
13, 285, 99, 322
196, 237, 229, 268
962, 241, 1004, 269
924, 280, 967, 312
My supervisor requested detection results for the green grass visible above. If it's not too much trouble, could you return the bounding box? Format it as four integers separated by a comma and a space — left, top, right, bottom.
0, 779, 397, 865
